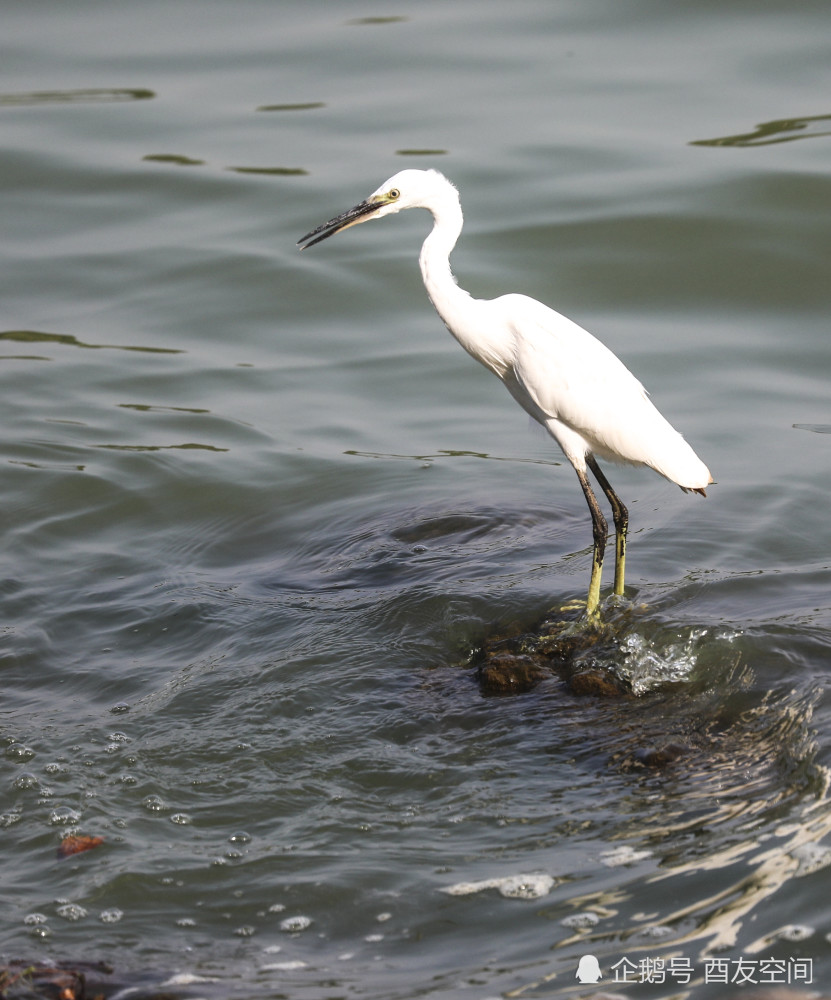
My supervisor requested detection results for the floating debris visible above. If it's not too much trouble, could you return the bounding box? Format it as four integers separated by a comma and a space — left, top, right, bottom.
57, 834, 104, 859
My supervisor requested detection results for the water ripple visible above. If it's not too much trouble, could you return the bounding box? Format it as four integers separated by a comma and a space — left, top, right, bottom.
0, 87, 155, 106
692, 112, 831, 147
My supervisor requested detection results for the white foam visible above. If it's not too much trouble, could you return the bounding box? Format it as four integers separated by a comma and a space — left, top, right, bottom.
600, 846, 652, 867
561, 911, 599, 929
792, 842, 831, 876
442, 873, 554, 899
280, 914, 312, 932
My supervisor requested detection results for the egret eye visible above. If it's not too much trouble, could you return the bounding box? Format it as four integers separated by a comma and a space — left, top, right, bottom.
388, 188, 400, 200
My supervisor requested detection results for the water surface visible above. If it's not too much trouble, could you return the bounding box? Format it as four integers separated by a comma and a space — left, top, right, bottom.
2, 2, 831, 998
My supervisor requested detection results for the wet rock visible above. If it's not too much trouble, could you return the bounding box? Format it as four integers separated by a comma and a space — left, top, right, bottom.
568, 667, 629, 698
0, 961, 210, 1000
0, 961, 112, 1000
475, 601, 635, 698
477, 653, 549, 695
633, 742, 689, 767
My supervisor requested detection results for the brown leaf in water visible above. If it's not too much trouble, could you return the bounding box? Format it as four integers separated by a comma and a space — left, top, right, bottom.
57, 834, 105, 859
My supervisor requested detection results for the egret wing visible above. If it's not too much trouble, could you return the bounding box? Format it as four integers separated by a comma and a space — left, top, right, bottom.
497, 295, 700, 476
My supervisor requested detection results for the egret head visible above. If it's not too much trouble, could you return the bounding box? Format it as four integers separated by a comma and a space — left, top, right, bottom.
297, 169, 456, 250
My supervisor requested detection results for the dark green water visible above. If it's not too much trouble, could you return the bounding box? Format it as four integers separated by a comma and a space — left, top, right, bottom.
3, 2, 831, 998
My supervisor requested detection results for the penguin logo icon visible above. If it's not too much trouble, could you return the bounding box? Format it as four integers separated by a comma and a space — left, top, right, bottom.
575, 954, 602, 984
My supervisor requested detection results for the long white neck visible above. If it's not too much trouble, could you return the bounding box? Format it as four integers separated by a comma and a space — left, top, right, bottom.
418, 195, 469, 329
417, 192, 510, 378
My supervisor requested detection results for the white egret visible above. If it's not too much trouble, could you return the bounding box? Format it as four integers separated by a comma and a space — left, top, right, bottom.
298, 169, 713, 616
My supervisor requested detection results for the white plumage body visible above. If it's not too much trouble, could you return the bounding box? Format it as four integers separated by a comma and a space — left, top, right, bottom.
442, 289, 709, 489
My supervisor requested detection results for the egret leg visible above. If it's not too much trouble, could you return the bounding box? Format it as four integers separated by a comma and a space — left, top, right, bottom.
575, 467, 608, 616
586, 456, 628, 597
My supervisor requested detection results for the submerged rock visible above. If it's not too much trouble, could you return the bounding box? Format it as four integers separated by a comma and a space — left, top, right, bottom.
0, 962, 113, 1000
476, 601, 640, 698
477, 653, 549, 695
0, 961, 221, 999
633, 742, 689, 767
568, 666, 629, 698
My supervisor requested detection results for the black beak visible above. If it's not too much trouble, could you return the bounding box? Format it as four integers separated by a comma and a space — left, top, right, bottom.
297, 198, 382, 250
